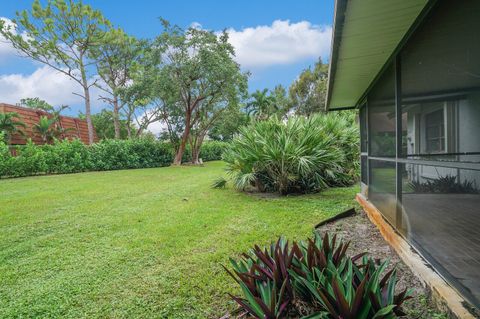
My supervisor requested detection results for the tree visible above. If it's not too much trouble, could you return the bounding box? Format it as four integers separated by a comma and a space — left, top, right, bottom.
246, 89, 276, 120
270, 85, 290, 119
208, 106, 249, 141
33, 116, 57, 143
119, 72, 176, 139
0, 113, 26, 144
116, 42, 179, 140
93, 29, 144, 139
33, 108, 74, 143
18, 97, 70, 117
0, 0, 112, 144
188, 94, 243, 164
18, 97, 54, 112
288, 58, 328, 116
153, 21, 248, 165
87, 109, 133, 140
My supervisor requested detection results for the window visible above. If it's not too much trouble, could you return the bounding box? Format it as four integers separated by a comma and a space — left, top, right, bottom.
425, 109, 445, 153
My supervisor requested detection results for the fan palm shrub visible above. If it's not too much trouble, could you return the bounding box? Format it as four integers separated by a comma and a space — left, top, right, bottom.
222, 112, 359, 195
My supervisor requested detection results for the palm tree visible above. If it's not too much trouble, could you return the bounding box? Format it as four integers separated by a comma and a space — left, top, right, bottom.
0, 112, 27, 144
33, 116, 57, 143
246, 89, 276, 120
34, 115, 75, 143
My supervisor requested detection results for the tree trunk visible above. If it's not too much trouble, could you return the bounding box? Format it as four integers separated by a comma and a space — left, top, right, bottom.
173, 111, 191, 165
192, 133, 205, 165
84, 86, 94, 145
126, 109, 132, 139
80, 62, 94, 145
113, 95, 121, 139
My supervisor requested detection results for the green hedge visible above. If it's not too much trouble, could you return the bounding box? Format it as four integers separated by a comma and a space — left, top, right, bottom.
0, 138, 227, 178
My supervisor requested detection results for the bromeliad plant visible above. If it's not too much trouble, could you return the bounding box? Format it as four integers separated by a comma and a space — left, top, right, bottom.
224, 238, 298, 318
289, 233, 366, 304
292, 256, 413, 319
224, 233, 413, 319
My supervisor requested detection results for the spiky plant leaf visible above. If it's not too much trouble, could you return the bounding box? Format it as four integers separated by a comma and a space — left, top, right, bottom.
211, 177, 227, 189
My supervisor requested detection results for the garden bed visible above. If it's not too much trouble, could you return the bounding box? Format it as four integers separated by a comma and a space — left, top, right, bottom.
316, 211, 449, 319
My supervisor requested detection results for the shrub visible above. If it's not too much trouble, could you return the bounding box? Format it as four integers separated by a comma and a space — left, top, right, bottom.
222, 113, 359, 195
225, 233, 413, 319
182, 141, 229, 163
0, 133, 13, 177
0, 138, 225, 178
408, 175, 479, 194
128, 137, 174, 168
13, 140, 49, 176
200, 141, 229, 162
45, 139, 91, 174
90, 139, 141, 170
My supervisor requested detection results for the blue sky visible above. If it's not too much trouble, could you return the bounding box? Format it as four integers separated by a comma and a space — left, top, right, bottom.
0, 0, 334, 116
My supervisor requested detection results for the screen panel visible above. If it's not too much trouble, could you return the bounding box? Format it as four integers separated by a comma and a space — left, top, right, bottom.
360, 105, 368, 153
369, 159, 397, 226
368, 64, 396, 157
361, 155, 368, 184
400, 0, 480, 163
400, 162, 480, 306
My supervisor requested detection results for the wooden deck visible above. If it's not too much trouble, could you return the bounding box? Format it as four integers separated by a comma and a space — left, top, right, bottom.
401, 193, 480, 308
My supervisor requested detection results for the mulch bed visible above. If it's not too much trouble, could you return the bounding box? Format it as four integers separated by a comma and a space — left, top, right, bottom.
316, 210, 449, 319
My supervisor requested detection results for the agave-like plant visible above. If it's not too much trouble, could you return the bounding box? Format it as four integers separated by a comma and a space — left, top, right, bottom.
211, 177, 228, 189
223, 113, 359, 195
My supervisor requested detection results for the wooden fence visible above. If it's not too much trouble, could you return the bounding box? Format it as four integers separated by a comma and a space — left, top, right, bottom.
0, 103, 97, 145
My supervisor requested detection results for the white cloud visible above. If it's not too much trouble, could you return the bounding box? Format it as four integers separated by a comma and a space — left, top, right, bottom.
190, 21, 202, 30
135, 108, 167, 136
0, 17, 20, 61
145, 119, 166, 135
0, 65, 104, 109
225, 20, 332, 69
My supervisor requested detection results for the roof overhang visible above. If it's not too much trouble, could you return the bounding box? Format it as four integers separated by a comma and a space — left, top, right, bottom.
326, 0, 434, 110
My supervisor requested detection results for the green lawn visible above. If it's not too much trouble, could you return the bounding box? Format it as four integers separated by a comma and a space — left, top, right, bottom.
0, 161, 358, 318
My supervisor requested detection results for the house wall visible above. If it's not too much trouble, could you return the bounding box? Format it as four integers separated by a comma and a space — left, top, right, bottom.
360, 0, 480, 311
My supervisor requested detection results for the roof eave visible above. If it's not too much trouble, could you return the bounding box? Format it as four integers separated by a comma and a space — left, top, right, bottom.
325, 0, 348, 112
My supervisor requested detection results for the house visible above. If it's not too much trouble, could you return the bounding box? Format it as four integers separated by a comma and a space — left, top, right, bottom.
0, 103, 97, 145
326, 0, 480, 317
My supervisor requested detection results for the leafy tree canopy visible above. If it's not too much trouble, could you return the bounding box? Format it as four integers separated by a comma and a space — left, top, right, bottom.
288, 58, 328, 116
0, 0, 114, 144
18, 97, 54, 112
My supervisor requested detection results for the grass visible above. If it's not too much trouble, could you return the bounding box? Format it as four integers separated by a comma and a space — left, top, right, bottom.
0, 161, 358, 318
